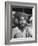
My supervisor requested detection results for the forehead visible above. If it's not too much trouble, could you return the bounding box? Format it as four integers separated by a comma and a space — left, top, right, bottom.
14, 12, 30, 20
20, 16, 26, 20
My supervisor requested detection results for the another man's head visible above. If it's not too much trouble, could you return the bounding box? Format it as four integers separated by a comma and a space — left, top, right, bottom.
14, 12, 29, 30
18, 14, 27, 30
12, 12, 32, 31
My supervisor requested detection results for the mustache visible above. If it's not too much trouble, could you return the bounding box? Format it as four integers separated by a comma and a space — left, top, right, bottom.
17, 24, 27, 30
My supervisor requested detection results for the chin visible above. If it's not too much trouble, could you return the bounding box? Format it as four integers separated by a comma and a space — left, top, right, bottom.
19, 26, 24, 29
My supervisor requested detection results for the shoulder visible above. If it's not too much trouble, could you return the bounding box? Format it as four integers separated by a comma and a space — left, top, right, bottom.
24, 26, 32, 32
12, 27, 20, 33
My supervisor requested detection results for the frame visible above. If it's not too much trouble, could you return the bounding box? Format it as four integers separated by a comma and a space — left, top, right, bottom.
5, 1, 37, 44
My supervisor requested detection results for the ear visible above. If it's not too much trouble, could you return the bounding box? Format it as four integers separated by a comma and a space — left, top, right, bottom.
15, 18, 18, 24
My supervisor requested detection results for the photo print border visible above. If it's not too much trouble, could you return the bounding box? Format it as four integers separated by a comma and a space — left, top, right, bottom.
5, 1, 37, 44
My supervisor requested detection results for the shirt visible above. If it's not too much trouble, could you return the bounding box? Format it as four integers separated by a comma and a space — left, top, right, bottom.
12, 26, 32, 38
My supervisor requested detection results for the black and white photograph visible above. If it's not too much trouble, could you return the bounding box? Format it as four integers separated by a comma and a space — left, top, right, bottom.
11, 7, 32, 39
5, 2, 37, 44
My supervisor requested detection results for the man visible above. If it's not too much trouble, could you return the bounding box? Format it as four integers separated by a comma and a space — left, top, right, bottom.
12, 12, 32, 38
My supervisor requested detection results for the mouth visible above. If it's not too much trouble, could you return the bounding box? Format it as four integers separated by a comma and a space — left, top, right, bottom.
20, 23, 26, 26
20, 23, 27, 28
20, 24, 25, 27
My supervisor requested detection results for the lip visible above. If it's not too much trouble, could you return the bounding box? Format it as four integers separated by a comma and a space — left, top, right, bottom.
20, 23, 25, 25
20, 24, 25, 26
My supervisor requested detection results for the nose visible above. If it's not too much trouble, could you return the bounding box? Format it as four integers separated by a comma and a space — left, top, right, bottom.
23, 20, 26, 23
20, 20, 26, 24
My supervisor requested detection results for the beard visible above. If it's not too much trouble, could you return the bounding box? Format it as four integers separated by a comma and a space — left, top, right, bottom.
17, 24, 27, 32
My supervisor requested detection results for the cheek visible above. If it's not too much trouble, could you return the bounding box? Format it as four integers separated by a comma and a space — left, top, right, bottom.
23, 20, 26, 23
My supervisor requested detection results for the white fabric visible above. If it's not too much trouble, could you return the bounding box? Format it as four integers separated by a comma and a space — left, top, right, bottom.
12, 26, 32, 38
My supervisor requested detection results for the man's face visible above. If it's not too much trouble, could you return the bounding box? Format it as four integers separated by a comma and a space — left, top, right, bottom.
19, 16, 27, 28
